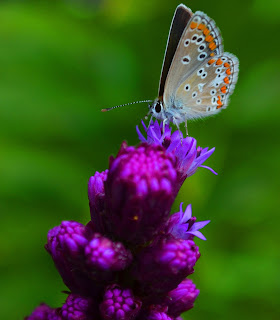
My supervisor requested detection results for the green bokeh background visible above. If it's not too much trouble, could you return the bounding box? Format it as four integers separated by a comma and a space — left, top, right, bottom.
0, 0, 279, 319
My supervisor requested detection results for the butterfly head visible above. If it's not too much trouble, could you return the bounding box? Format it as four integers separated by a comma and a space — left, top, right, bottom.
149, 98, 166, 121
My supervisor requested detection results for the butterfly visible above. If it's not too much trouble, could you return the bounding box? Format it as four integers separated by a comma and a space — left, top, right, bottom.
102, 4, 239, 135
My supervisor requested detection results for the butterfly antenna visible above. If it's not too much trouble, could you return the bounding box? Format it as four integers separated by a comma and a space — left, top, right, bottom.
101, 100, 153, 112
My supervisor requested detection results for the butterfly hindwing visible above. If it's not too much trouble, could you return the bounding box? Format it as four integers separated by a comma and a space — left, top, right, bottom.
175, 52, 239, 119
163, 11, 224, 110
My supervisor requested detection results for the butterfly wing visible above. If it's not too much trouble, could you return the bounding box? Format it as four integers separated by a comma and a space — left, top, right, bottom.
175, 52, 239, 119
158, 4, 193, 98
163, 11, 224, 111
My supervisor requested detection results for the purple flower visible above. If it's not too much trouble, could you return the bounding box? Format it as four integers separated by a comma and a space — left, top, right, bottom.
100, 284, 142, 320
166, 279, 200, 317
137, 120, 217, 188
61, 294, 96, 320
27, 120, 214, 319
104, 142, 178, 245
25, 304, 61, 320
165, 203, 210, 241
133, 235, 200, 295
85, 233, 132, 271
88, 170, 108, 233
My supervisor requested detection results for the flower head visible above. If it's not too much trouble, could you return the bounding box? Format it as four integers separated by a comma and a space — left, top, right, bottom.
100, 284, 142, 320
166, 203, 210, 241
27, 120, 213, 320
24, 304, 61, 320
166, 279, 200, 317
85, 233, 132, 271
88, 170, 108, 233
104, 142, 178, 245
45, 224, 99, 296
133, 235, 200, 295
61, 294, 96, 320
56, 221, 89, 259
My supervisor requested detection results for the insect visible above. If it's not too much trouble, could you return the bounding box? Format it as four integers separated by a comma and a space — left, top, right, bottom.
102, 4, 239, 135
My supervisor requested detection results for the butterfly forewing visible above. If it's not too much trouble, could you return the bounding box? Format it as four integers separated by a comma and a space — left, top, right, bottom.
175, 52, 239, 119
163, 11, 224, 110
158, 4, 193, 98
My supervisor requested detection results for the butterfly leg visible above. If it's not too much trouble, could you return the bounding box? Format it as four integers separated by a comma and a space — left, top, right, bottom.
173, 117, 183, 144
147, 116, 154, 131
185, 119, 189, 137
162, 118, 168, 135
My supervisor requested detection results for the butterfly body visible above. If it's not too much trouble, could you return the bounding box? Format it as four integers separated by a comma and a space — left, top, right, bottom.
149, 4, 239, 126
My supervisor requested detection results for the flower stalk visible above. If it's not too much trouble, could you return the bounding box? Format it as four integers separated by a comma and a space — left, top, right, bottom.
25, 120, 216, 320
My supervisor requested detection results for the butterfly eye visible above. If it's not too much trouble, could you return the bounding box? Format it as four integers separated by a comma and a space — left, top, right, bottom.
155, 102, 162, 113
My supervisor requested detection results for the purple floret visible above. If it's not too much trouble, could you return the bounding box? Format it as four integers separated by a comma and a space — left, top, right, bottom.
100, 284, 142, 320
166, 279, 200, 317
104, 142, 178, 245
137, 120, 217, 189
165, 203, 210, 241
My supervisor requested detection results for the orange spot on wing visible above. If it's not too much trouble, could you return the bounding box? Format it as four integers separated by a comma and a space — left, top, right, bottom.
203, 28, 210, 35
209, 42, 217, 50
190, 22, 198, 29
210, 52, 215, 57
224, 62, 230, 68
198, 23, 206, 30
216, 59, 223, 65
217, 96, 223, 108
205, 35, 214, 42
224, 77, 230, 84
226, 68, 231, 75
208, 59, 216, 65
221, 86, 227, 93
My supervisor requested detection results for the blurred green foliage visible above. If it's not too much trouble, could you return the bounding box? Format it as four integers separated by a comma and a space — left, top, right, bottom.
0, 0, 279, 319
